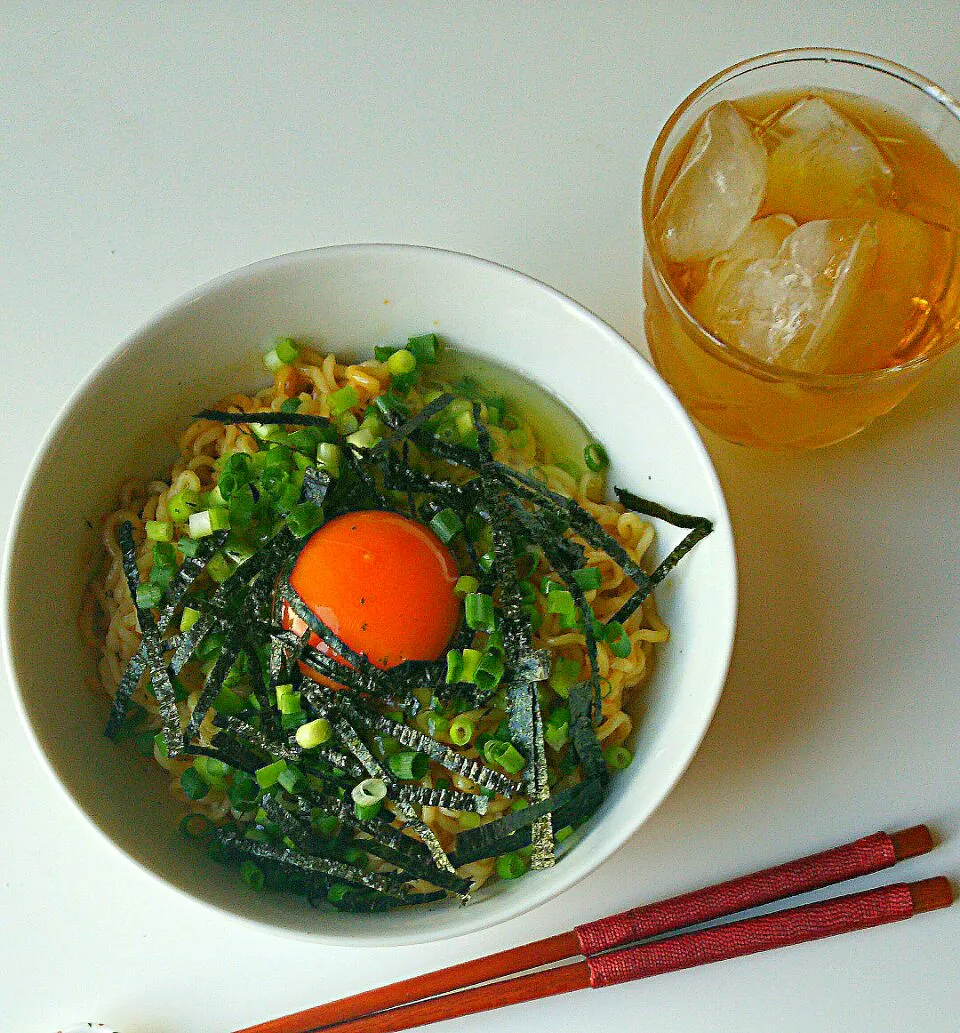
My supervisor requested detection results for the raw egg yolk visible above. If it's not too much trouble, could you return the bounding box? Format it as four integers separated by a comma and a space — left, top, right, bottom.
285, 510, 460, 673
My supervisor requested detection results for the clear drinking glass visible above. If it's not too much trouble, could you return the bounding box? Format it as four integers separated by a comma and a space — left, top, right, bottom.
641, 48, 960, 449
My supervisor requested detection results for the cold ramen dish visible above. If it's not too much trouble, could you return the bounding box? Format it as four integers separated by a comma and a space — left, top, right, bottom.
82, 334, 711, 912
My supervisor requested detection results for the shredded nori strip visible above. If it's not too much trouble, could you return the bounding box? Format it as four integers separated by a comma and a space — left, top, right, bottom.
215, 827, 420, 899
339, 700, 514, 797
115, 521, 185, 755
331, 714, 460, 884
105, 530, 226, 739
195, 408, 332, 428
450, 778, 605, 866
370, 391, 456, 456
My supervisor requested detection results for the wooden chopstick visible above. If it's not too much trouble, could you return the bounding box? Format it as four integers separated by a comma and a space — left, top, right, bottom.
232, 824, 934, 1033
305, 877, 952, 1033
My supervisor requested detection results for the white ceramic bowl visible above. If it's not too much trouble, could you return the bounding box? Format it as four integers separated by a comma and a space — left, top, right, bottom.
2, 244, 736, 944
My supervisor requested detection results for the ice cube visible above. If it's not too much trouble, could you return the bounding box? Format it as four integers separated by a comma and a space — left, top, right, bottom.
763, 96, 894, 222
693, 218, 879, 372
655, 101, 767, 263
690, 214, 797, 325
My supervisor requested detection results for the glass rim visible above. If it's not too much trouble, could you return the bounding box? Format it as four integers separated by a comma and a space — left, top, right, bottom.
641, 46, 960, 387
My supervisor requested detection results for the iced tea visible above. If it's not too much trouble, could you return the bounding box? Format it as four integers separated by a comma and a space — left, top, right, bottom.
642, 51, 960, 449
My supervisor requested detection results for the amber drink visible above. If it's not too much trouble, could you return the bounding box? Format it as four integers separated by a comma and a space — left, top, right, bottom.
642, 50, 960, 449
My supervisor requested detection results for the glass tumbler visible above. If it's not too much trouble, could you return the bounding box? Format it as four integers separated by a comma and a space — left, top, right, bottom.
641, 48, 960, 449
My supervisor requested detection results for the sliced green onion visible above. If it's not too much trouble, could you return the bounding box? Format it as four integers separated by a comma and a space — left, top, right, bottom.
386, 348, 417, 376
211, 686, 246, 716
387, 751, 429, 781
329, 385, 359, 416
406, 332, 439, 364
544, 721, 570, 751
168, 489, 201, 523
194, 756, 230, 787
240, 860, 266, 890
206, 551, 233, 583
351, 777, 387, 821
374, 345, 397, 362
464, 592, 496, 632
454, 575, 479, 596
448, 715, 475, 747
572, 566, 603, 591
179, 813, 215, 840
180, 767, 209, 800
295, 718, 333, 749
475, 650, 505, 692
425, 712, 449, 737
445, 649, 463, 685
145, 520, 173, 542
279, 691, 302, 716
604, 744, 633, 770
317, 442, 342, 477
429, 507, 463, 544
135, 583, 163, 609
548, 656, 580, 697
274, 337, 300, 363
179, 606, 201, 633
334, 411, 360, 436
459, 647, 482, 684
584, 441, 609, 472
255, 759, 288, 789
188, 507, 230, 539
546, 589, 577, 626
494, 743, 526, 774
287, 502, 324, 538
495, 852, 528, 880
605, 620, 632, 659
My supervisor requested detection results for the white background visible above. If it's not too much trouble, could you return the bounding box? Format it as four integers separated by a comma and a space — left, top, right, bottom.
2, 4, 960, 1031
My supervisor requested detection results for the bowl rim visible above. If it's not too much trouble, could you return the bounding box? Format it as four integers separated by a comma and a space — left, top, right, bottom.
1, 242, 738, 945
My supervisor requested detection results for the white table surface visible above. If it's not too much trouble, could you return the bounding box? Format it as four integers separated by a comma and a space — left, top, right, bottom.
3, 4, 959, 1032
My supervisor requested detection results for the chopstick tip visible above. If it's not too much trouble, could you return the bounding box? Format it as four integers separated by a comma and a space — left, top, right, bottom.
909, 876, 953, 914
891, 824, 934, 861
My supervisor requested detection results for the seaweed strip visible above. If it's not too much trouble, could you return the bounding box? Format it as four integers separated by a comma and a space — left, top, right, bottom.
104, 531, 226, 738
393, 784, 488, 814
195, 408, 331, 428
450, 778, 604, 866
370, 392, 456, 456
567, 683, 609, 786
483, 480, 554, 869
213, 715, 302, 764
289, 790, 469, 894
502, 495, 601, 716
279, 582, 381, 685
183, 737, 261, 775
300, 467, 332, 506
183, 533, 299, 742
215, 828, 416, 898
327, 888, 446, 913
331, 715, 459, 882
340, 701, 515, 797
611, 487, 714, 623
115, 522, 184, 755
